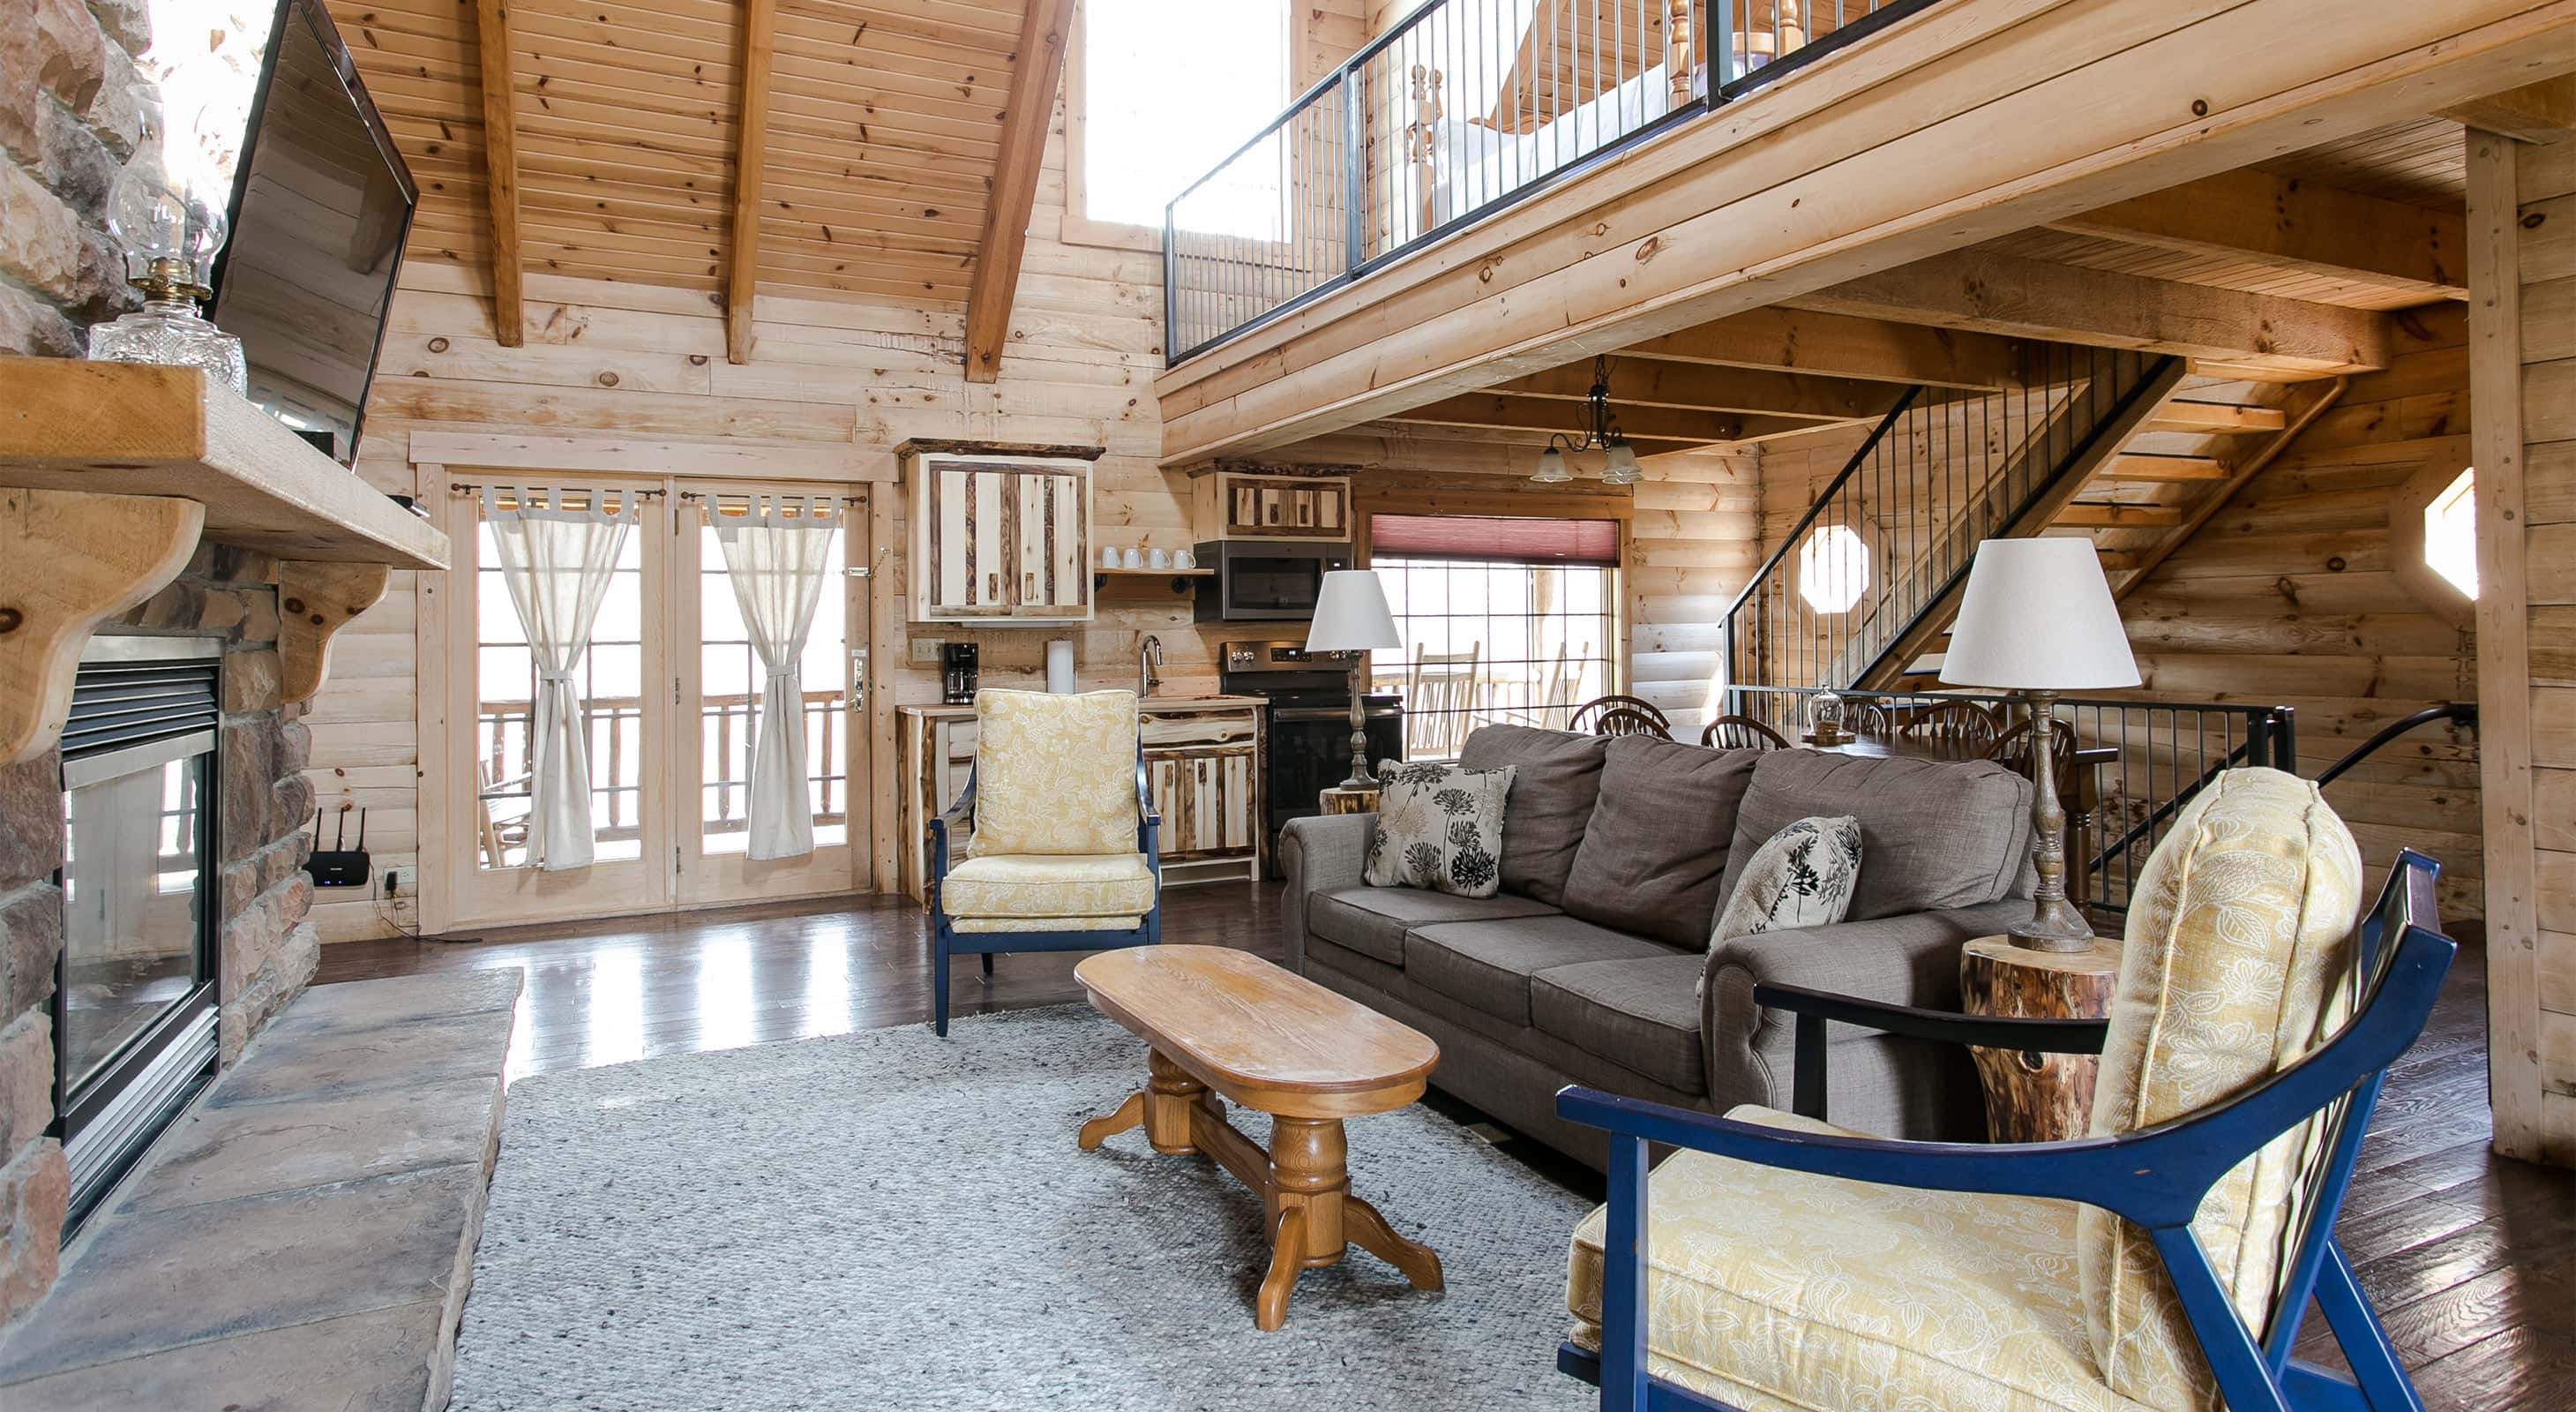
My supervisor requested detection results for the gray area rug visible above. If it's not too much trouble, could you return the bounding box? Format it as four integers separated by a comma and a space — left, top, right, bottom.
452, 1006, 1597, 1410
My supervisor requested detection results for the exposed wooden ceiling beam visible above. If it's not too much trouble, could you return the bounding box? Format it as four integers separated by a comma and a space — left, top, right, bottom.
962, 0, 1078, 384
2436, 75, 2576, 143
1382, 394, 1832, 447
1616, 308, 2028, 391
1786, 250, 2391, 374
1492, 359, 1904, 422
723, 0, 778, 365
2046, 169, 2468, 299
473, 0, 522, 348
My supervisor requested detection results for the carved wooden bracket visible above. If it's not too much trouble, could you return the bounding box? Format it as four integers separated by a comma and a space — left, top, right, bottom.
0, 487, 206, 766
273, 561, 393, 706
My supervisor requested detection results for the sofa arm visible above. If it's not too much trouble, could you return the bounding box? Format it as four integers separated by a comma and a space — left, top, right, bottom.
1699, 898, 2034, 1120
1278, 813, 1376, 973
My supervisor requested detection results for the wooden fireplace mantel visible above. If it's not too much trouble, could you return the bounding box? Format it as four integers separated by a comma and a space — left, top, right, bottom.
0, 361, 450, 765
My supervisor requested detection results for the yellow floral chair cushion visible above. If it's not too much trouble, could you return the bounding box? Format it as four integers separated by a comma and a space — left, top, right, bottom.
938, 852, 1156, 922
969, 688, 1140, 857
2078, 767, 2362, 1412
1566, 1107, 2152, 1412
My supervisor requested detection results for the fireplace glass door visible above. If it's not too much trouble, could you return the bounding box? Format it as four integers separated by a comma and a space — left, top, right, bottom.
56, 638, 222, 1228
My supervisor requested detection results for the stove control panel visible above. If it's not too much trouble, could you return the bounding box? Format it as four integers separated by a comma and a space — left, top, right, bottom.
1220, 641, 1364, 672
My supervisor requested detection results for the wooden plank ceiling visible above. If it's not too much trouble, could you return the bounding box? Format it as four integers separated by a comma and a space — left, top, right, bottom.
327, 0, 1042, 354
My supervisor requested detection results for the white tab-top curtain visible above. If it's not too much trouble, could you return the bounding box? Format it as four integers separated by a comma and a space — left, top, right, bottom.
713, 494, 840, 860
483, 485, 639, 871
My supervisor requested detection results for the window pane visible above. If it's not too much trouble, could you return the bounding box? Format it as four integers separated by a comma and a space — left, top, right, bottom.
1374, 537, 1619, 760
1083, 0, 1289, 230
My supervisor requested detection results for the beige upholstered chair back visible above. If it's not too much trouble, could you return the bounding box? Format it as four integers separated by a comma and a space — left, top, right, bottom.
2077, 767, 2363, 1412
970, 689, 1140, 856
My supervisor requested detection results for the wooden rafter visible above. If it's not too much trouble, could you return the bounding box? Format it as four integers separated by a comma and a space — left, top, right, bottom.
724, 0, 779, 365
473, 0, 522, 347
1613, 308, 2028, 391
2047, 170, 2468, 300
963, 0, 1078, 384
1490, 359, 1903, 421
1786, 250, 2393, 375
1382, 393, 1825, 447
2436, 75, 2576, 143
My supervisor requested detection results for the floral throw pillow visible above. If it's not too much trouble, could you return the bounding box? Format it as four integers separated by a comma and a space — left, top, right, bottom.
1709, 815, 1863, 947
1363, 761, 1516, 898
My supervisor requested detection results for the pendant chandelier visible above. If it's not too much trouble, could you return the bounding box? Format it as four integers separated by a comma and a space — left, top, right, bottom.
1529, 355, 1643, 486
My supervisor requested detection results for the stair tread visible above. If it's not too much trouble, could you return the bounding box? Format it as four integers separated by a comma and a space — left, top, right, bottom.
2140, 401, 2288, 433
2098, 454, 2233, 482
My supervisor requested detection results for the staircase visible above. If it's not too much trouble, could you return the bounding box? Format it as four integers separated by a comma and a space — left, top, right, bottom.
1722, 347, 2340, 701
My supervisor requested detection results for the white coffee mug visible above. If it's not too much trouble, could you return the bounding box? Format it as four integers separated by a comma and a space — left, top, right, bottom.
1123, 548, 1143, 569
1174, 549, 1195, 569
1102, 545, 1120, 568
1148, 548, 1170, 570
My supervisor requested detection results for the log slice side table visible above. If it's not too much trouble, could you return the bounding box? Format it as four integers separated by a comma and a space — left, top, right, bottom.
1959, 935, 2121, 1143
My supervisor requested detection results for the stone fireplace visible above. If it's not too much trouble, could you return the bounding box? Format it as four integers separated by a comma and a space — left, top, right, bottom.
0, 542, 320, 1326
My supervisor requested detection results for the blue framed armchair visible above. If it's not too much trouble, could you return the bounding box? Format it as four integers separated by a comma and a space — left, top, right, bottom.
1555, 767, 2457, 1412
925, 689, 1163, 1037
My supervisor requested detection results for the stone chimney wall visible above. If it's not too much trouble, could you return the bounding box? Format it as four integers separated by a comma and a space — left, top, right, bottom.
0, 0, 327, 1333
1, 0, 150, 356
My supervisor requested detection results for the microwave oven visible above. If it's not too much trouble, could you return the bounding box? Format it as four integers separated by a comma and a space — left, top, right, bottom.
1193, 540, 1352, 621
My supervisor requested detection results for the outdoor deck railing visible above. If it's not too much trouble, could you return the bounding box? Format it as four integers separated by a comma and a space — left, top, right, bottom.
1164, 0, 1940, 362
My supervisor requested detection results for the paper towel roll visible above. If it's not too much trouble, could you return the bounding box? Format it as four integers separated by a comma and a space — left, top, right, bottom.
1045, 639, 1075, 693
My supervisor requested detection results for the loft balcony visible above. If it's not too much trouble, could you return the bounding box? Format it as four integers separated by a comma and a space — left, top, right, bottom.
1151, 0, 2562, 470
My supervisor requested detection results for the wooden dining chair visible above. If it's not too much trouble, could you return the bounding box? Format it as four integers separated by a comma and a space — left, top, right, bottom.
1567, 695, 1671, 737
1699, 714, 1788, 750
1586, 706, 1672, 740
1895, 699, 2002, 751
1987, 716, 2084, 798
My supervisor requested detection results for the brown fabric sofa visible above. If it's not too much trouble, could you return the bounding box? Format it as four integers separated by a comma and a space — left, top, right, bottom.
1278, 725, 2039, 1168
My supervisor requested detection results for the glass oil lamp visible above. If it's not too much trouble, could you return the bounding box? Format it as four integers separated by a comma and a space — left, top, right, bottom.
86, 86, 246, 394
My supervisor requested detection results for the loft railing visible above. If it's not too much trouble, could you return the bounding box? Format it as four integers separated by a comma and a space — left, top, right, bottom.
1720, 347, 2179, 698
1164, 0, 1942, 363
1719, 685, 2297, 915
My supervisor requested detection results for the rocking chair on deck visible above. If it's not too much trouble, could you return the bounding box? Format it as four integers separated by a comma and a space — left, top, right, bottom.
1557, 766, 2457, 1412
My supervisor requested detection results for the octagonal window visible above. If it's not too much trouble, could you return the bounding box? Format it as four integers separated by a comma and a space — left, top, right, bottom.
2422, 467, 2476, 600
1798, 525, 1871, 614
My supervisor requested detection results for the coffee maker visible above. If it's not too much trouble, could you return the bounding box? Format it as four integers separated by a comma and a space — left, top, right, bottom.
940, 642, 979, 703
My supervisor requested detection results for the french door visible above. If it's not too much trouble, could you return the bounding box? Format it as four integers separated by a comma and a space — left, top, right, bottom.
446, 476, 870, 929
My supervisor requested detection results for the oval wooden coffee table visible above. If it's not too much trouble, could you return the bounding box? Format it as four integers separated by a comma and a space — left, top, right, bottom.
1073, 944, 1445, 1331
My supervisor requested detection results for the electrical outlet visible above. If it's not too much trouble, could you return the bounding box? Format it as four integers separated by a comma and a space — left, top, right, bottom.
909, 637, 943, 666
380, 865, 413, 898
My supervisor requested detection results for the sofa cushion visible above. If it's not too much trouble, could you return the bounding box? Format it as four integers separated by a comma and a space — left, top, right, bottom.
1719, 751, 2033, 923
1561, 737, 1761, 947
1307, 887, 1558, 967
1531, 954, 1710, 1095
939, 852, 1154, 920
1406, 916, 1680, 1027
1458, 725, 1612, 906
2079, 768, 2363, 1412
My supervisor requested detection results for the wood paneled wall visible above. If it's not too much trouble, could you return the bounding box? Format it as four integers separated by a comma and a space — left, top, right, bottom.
2123, 307, 2482, 923
2468, 129, 2574, 1167
1629, 447, 1759, 733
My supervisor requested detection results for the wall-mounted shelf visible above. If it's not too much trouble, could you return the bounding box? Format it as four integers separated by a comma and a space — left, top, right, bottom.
1093, 567, 1213, 594
0, 361, 452, 765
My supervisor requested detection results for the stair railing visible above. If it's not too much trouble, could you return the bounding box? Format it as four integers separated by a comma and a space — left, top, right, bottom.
1719, 345, 2177, 701
2314, 704, 2478, 788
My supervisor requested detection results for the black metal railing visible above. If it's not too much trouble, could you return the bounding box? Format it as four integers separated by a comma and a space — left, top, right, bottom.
1720, 685, 2296, 915
1164, 0, 1943, 363
2314, 704, 2478, 788
1720, 347, 2180, 698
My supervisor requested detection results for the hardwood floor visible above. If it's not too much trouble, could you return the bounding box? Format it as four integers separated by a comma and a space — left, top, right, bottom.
317, 888, 2571, 1408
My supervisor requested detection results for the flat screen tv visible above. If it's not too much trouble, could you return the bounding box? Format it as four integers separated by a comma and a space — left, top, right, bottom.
205, 0, 416, 465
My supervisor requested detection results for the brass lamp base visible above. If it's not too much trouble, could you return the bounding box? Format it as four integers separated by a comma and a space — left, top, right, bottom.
2007, 896, 2099, 952
2008, 687, 2097, 954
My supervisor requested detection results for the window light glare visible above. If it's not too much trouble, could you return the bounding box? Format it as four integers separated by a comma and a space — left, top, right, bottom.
2422, 466, 2477, 601
1797, 525, 1871, 614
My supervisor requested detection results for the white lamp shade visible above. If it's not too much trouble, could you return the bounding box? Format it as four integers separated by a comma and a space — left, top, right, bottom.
1305, 569, 1403, 652
1939, 538, 2140, 690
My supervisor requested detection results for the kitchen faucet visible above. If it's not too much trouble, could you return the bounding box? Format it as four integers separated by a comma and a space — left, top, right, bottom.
1138, 635, 1164, 698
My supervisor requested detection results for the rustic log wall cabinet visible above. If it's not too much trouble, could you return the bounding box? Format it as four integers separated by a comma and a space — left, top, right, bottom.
901, 439, 1105, 626
0, 362, 449, 767
1191, 469, 1352, 542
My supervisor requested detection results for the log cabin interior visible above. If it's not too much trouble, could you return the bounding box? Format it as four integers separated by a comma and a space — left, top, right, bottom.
0, 0, 2570, 1407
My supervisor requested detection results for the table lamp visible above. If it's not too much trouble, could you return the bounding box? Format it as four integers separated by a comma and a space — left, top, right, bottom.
1306, 569, 1404, 790
1940, 537, 2140, 951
